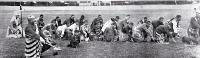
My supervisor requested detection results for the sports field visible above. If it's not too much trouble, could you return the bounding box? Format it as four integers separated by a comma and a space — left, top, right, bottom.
0, 5, 200, 58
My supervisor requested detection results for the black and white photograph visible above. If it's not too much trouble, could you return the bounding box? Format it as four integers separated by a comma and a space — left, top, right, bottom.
0, 0, 200, 58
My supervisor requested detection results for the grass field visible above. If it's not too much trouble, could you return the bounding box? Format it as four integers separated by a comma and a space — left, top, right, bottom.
0, 6, 200, 58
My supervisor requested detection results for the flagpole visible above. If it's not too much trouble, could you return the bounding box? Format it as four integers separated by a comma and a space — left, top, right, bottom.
20, 2, 24, 37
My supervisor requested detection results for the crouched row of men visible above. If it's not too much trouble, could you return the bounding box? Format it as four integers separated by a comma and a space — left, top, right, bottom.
9, 10, 200, 58
36, 14, 182, 44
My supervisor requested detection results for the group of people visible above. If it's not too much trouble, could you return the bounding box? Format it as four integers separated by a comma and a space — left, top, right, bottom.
7, 7, 200, 58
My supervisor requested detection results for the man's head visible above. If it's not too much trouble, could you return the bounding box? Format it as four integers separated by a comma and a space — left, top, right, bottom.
98, 15, 102, 18
144, 17, 148, 22
80, 15, 85, 19
175, 15, 181, 21
12, 21, 17, 28
16, 15, 20, 19
40, 14, 44, 18
111, 18, 115, 22
159, 17, 164, 22
125, 15, 130, 20
195, 8, 200, 18
111, 22, 117, 29
146, 21, 151, 28
115, 16, 120, 21
128, 22, 134, 28
71, 14, 75, 19
14, 11, 20, 18
27, 15, 36, 24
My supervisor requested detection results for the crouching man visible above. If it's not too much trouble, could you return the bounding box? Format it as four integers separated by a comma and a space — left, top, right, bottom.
6, 11, 23, 38
66, 20, 81, 48
133, 21, 153, 42
90, 15, 104, 41
155, 23, 175, 44
42, 23, 62, 50
104, 21, 119, 42
80, 20, 90, 41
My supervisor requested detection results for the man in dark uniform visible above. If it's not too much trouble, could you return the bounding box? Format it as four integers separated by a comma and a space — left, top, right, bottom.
63, 15, 75, 27
151, 17, 164, 37
90, 15, 104, 41
79, 15, 85, 26
37, 14, 45, 30
51, 16, 62, 27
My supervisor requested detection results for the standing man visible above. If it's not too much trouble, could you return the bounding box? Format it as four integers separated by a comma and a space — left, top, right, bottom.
188, 8, 200, 40
79, 15, 85, 27
25, 15, 44, 58
151, 17, 164, 37
36, 14, 45, 30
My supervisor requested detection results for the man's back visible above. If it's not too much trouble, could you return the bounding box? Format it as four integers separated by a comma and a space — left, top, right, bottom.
152, 20, 163, 29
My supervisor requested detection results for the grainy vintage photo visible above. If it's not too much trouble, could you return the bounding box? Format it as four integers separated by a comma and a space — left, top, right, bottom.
1, 0, 200, 58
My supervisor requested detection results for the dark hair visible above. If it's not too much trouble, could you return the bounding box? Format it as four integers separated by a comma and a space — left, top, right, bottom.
159, 17, 164, 20
40, 14, 43, 17
176, 15, 181, 18
70, 14, 74, 17
116, 16, 120, 19
98, 15, 101, 17
56, 16, 59, 19
80, 15, 85, 20
111, 18, 115, 21
144, 17, 148, 19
